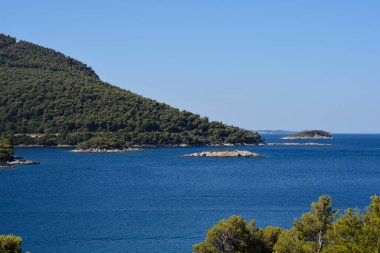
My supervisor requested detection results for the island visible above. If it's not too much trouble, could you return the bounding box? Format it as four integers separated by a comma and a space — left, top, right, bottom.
281, 130, 333, 140
183, 150, 263, 157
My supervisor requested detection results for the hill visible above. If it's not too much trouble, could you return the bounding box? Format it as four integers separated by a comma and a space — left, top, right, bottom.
0, 34, 261, 146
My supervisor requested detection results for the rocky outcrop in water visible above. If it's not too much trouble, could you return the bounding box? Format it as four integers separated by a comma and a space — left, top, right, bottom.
7, 160, 40, 165
0, 158, 40, 168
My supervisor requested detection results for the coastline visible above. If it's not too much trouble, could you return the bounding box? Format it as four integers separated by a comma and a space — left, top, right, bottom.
182, 150, 264, 158
15, 143, 260, 148
71, 148, 143, 153
262, 142, 333, 146
0, 159, 40, 168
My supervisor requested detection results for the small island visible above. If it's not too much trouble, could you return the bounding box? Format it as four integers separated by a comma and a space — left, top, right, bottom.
183, 150, 263, 158
281, 130, 333, 140
72, 136, 142, 153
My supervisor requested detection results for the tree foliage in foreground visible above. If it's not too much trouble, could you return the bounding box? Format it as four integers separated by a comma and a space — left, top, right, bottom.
194, 195, 380, 253
0, 34, 262, 146
0, 235, 23, 253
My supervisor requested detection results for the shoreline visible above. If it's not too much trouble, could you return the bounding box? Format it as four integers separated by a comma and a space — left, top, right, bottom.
15, 143, 260, 148
0, 159, 40, 168
71, 148, 143, 153
15, 145, 76, 148
281, 136, 333, 140
183, 150, 264, 158
262, 142, 333, 146
14, 142, 333, 149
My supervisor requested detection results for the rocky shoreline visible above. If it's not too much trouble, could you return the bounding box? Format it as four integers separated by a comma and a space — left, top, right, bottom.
15, 143, 256, 148
15, 144, 76, 147
262, 142, 333, 146
183, 150, 263, 158
71, 147, 143, 153
0, 159, 40, 168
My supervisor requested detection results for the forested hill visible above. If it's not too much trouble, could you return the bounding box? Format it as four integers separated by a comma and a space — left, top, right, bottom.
0, 34, 262, 146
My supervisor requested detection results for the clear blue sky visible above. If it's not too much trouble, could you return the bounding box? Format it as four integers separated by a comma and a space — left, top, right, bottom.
2, 1, 379, 133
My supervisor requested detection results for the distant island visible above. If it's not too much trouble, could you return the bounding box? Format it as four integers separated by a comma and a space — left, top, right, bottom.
183, 150, 263, 157
281, 130, 333, 140
0, 34, 262, 147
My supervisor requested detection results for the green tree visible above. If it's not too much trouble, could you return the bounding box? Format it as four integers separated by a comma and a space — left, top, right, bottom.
193, 216, 281, 253
360, 195, 380, 252
273, 229, 315, 253
0, 235, 23, 253
196, 196, 380, 253
0, 139, 13, 163
193, 216, 252, 253
255, 226, 283, 253
274, 195, 338, 252
323, 208, 364, 252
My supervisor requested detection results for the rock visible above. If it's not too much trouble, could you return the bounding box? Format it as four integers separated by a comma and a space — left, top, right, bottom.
1, 159, 40, 168
183, 150, 263, 158
7, 160, 40, 165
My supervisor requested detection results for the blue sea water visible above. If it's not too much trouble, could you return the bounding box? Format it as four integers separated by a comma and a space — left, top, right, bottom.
0, 134, 379, 253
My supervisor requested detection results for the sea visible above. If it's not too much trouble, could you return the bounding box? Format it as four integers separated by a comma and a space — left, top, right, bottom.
0, 134, 379, 253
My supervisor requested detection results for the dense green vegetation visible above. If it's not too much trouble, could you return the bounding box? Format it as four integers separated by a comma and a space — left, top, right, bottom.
288, 130, 332, 138
193, 195, 380, 253
0, 139, 13, 164
76, 136, 124, 149
0, 235, 23, 253
0, 34, 262, 147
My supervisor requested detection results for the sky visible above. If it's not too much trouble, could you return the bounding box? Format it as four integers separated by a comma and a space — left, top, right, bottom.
2, 1, 379, 133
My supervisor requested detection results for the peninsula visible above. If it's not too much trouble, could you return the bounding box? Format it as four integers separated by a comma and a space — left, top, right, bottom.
0, 34, 262, 147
